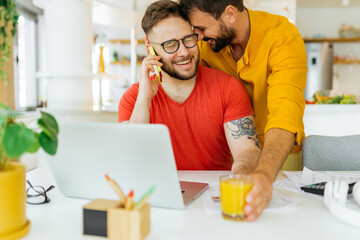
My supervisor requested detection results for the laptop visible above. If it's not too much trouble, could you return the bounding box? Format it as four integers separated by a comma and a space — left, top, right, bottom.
48, 122, 208, 209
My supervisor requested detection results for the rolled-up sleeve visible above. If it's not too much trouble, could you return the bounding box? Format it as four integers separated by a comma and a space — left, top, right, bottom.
266, 33, 307, 145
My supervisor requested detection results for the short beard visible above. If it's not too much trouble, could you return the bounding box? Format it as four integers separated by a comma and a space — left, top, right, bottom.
204, 21, 236, 53
161, 53, 200, 80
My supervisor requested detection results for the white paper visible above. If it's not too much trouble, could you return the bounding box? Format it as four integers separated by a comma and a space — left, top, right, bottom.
203, 184, 221, 212
273, 178, 302, 192
301, 167, 331, 185
301, 167, 360, 185
283, 171, 303, 189
203, 182, 301, 212
325, 171, 360, 184
265, 191, 301, 212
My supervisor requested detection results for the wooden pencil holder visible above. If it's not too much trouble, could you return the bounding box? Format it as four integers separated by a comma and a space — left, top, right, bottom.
83, 198, 151, 240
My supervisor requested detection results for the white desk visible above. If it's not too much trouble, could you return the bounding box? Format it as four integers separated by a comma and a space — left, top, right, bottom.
24, 167, 360, 240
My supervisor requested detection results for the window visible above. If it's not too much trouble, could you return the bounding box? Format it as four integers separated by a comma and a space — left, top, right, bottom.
14, 9, 38, 110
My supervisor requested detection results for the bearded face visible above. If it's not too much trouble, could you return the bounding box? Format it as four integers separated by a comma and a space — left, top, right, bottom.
159, 49, 200, 80
203, 20, 236, 53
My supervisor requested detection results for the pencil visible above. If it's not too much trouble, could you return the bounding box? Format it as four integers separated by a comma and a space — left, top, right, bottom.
105, 174, 126, 206
135, 185, 156, 210
125, 190, 135, 210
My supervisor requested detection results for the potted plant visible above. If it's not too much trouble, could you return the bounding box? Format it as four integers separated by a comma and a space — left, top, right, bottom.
0, 103, 59, 239
0, 0, 18, 83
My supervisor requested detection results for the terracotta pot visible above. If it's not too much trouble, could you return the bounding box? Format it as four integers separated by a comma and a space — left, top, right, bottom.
0, 162, 31, 239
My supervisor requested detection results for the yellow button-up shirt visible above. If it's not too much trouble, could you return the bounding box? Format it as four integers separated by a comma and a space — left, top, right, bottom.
198, 9, 307, 152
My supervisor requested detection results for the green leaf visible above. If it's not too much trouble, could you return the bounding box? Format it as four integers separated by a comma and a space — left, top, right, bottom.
0, 1, 18, 84
3, 125, 36, 158
0, 125, 3, 137
41, 111, 59, 134
27, 136, 40, 153
39, 132, 58, 155
38, 119, 55, 140
38, 111, 59, 138
0, 102, 10, 110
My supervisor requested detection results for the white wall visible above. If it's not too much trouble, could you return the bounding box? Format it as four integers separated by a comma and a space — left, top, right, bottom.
92, 1, 144, 39
297, 7, 360, 99
304, 105, 360, 136
297, 7, 360, 38
245, 0, 296, 23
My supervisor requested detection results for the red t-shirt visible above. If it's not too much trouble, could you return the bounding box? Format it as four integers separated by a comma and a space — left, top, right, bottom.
118, 65, 254, 170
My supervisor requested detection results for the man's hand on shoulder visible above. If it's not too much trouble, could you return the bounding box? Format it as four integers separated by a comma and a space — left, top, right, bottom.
244, 170, 273, 221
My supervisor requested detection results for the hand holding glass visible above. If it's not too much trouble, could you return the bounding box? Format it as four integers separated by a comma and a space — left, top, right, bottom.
219, 175, 253, 221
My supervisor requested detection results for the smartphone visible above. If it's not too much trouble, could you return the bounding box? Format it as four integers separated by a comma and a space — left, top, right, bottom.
149, 46, 162, 84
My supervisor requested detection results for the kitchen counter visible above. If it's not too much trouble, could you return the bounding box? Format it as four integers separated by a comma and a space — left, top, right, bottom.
305, 104, 360, 113
304, 104, 360, 136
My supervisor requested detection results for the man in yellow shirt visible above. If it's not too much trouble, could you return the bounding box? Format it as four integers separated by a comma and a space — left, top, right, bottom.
178, 0, 307, 221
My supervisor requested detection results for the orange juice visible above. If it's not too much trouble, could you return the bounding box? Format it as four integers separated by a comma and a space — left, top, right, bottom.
220, 175, 253, 221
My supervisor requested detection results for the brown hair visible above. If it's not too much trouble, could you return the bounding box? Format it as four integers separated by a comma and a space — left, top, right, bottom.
178, 0, 245, 20
141, 0, 188, 34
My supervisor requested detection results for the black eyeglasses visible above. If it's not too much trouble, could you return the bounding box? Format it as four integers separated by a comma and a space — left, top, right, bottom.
150, 33, 198, 54
26, 180, 55, 205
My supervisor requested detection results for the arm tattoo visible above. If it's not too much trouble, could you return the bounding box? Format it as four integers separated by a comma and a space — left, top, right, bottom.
226, 117, 261, 149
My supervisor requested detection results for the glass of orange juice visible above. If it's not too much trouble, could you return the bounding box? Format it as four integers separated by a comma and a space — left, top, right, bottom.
219, 174, 253, 221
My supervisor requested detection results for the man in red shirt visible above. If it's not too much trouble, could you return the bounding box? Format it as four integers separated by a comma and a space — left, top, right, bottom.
118, 0, 260, 173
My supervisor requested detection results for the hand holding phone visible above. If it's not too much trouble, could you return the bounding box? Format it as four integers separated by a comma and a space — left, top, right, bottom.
149, 46, 162, 84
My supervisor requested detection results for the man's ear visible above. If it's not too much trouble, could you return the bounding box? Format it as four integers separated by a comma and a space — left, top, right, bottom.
223, 5, 237, 24
145, 34, 151, 55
